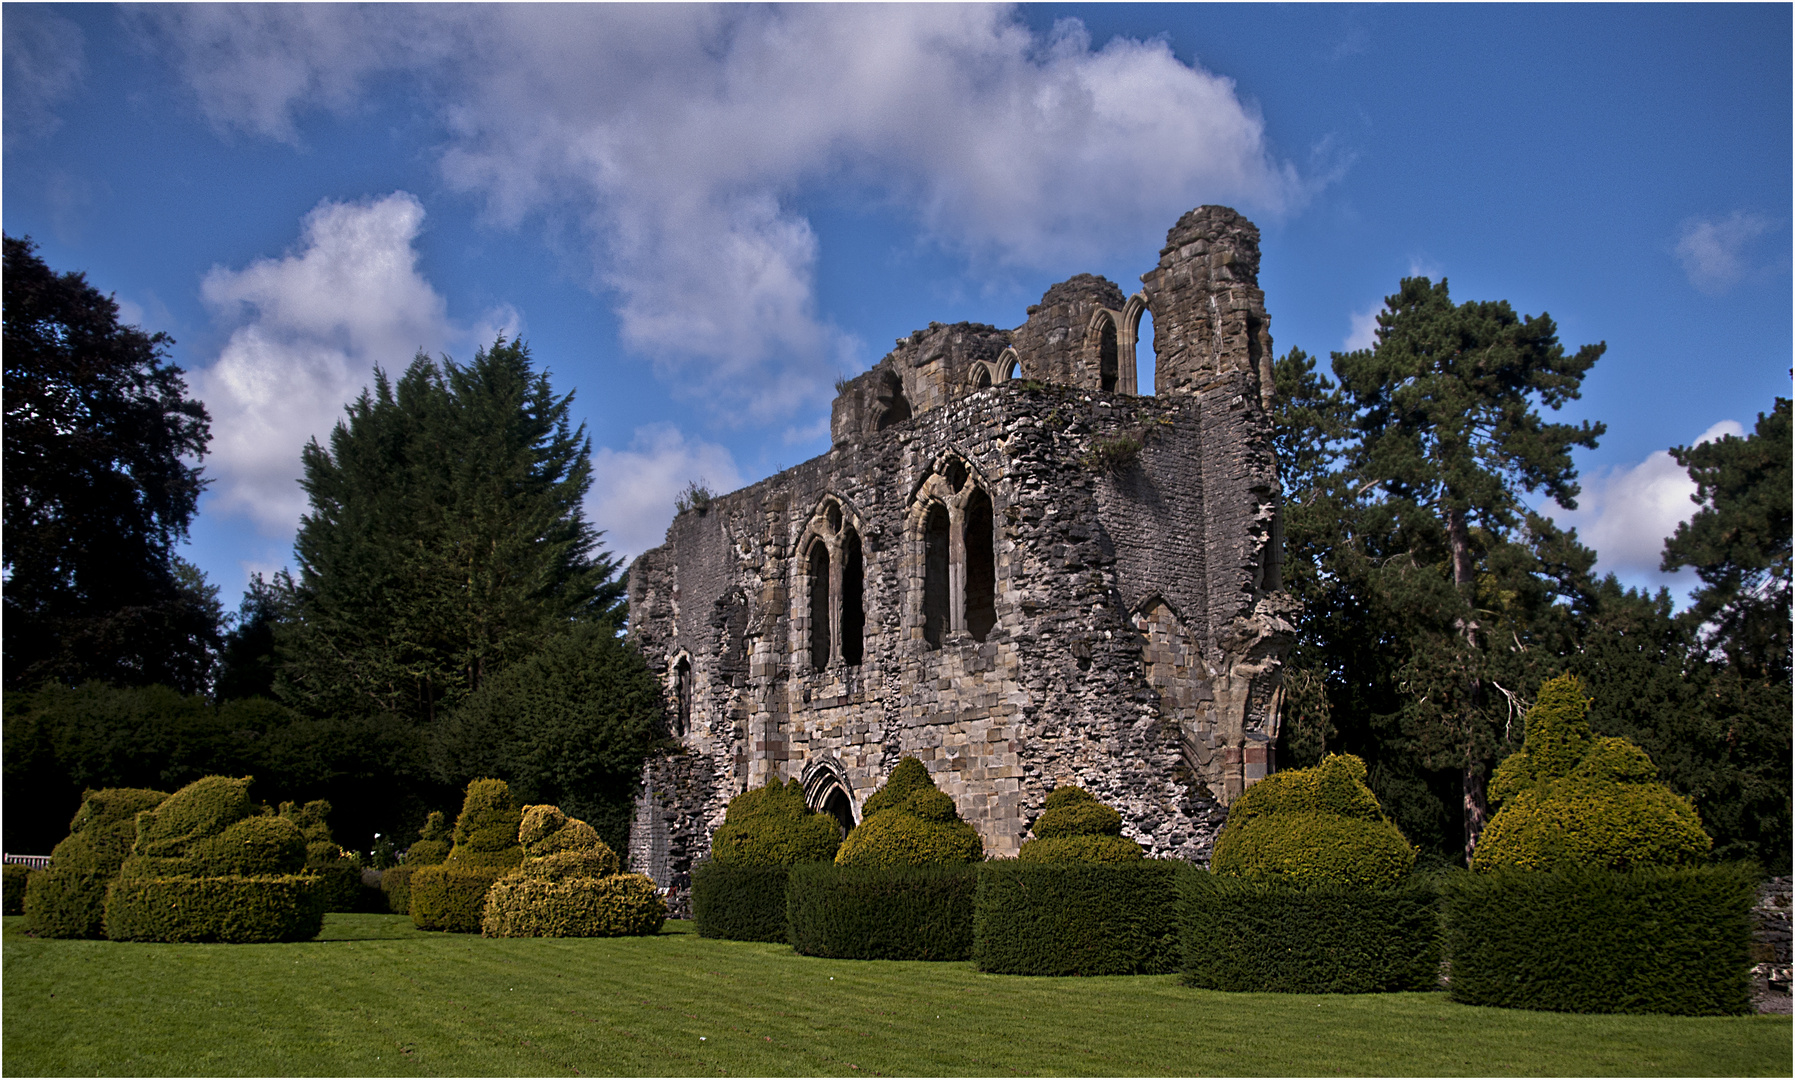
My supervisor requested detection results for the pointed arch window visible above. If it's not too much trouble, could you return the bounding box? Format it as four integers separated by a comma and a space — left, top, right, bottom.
674, 656, 692, 736
799, 497, 868, 671
913, 455, 1000, 651
841, 527, 865, 665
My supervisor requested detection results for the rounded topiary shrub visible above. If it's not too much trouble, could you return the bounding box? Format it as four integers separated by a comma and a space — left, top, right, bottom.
383, 811, 450, 915
23, 787, 169, 939
710, 778, 841, 867
411, 779, 525, 933
1017, 786, 1143, 863
4, 863, 36, 916
1473, 675, 1710, 873
481, 804, 665, 937
279, 799, 364, 912
105, 776, 324, 944
1209, 754, 1415, 888
835, 758, 983, 867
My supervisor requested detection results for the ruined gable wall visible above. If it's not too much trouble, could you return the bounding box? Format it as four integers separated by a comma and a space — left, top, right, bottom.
1010, 274, 1128, 390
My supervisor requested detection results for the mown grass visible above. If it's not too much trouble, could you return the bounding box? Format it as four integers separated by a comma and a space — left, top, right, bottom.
4, 914, 1788, 1076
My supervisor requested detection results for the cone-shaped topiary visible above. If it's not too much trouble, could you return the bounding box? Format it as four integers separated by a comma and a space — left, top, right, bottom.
482, 804, 665, 937
711, 778, 842, 867
1210, 754, 1415, 888
835, 758, 983, 867
1018, 786, 1143, 863
410, 779, 525, 932
104, 776, 323, 943
24, 787, 168, 938
1473, 675, 1711, 873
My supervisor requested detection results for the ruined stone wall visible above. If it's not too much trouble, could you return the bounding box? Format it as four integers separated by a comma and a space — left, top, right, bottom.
628, 205, 1291, 889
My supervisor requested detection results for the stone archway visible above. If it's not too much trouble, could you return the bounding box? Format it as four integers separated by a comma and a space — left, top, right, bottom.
801, 758, 857, 836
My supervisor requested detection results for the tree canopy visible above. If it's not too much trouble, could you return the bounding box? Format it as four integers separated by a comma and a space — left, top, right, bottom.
276, 338, 624, 723
3, 234, 218, 693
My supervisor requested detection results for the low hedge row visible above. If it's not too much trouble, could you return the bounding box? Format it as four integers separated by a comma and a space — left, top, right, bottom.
690, 861, 791, 942
4, 864, 34, 916
1180, 871, 1442, 993
381, 865, 417, 915
409, 865, 510, 933
103, 875, 326, 943
482, 873, 666, 937
787, 862, 977, 960
1442, 864, 1756, 1015
23, 872, 113, 938
973, 860, 1185, 975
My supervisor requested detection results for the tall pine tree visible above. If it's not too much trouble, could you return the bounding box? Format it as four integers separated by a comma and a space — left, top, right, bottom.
277, 338, 623, 724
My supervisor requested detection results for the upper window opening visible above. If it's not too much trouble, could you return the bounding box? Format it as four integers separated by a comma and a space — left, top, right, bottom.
1099, 316, 1118, 393
808, 540, 831, 670
922, 504, 950, 650
972, 365, 992, 389
674, 657, 692, 736
875, 371, 911, 431
841, 527, 865, 666
964, 488, 996, 642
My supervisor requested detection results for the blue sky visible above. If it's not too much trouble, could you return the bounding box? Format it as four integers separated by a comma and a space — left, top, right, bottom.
5, 3, 1789, 611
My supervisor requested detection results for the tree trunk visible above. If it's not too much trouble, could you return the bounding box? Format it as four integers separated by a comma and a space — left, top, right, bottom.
1446, 505, 1489, 860
1462, 764, 1487, 864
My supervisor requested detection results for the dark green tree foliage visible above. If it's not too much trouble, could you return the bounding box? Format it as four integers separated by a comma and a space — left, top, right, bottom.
436, 622, 661, 854
1443, 864, 1756, 1015
214, 574, 288, 702
710, 778, 842, 867
2, 235, 218, 693
1663, 398, 1792, 681
1017, 786, 1143, 863
23, 786, 168, 938
279, 338, 622, 725
972, 861, 1183, 975
2, 682, 438, 855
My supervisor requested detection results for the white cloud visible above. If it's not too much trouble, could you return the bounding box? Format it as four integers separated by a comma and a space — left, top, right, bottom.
1675, 212, 1773, 295
1343, 305, 1382, 351
141, 5, 1306, 426
1553, 420, 1744, 581
194, 192, 452, 533
3, 7, 85, 145
587, 424, 746, 563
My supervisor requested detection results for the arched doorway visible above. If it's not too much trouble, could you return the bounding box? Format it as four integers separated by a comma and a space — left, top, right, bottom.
802, 759, 858, 837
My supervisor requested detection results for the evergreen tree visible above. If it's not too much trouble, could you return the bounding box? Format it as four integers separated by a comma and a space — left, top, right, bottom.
277, 338, 623, 724
3, 235, 219, 693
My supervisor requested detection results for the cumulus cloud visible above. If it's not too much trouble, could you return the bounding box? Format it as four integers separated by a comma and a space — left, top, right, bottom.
193, 192, 452, 533
1675, 212, 1773, 295
140, 5, 1306, 424
1552, 420, 1744, 581
586, 424, 747, 563
1343, 305, 1382, 351
3, 6, 85, 145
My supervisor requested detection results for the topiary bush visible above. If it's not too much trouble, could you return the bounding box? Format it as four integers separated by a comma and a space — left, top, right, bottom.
834, 758, 983, 867
4, 863, 34, 915
1210, 754, 1415, 888
710, 778, 842, 867
786, 861, 978, 960
105, 776, 323, 943
1474, 675, 1711, 873
23, 787, 169, 938
279, 799, 364, 912
480, 803, 665, 937
410, 779, 524, 933
973, 860, 1184, 975
1017, 787, 1143, 863
690, 861, 792, 942
382, 811, 449, 915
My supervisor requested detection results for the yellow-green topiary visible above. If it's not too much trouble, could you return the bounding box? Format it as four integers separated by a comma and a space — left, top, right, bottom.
1473, 675, 1711, 873
1210, 754, 1415, 888
1018, 786, 1144, 863
279, 799, 361, 911
23, 787, 169, 938
710, 778, 842, 867
104, 775, 323, 943
411, 779, 525, 932
481, 803, 665, 937
381, 810, 450, 915
835, 758, 984, 867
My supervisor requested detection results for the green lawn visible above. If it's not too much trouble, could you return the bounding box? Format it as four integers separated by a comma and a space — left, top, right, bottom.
3, 914, 1788, 1076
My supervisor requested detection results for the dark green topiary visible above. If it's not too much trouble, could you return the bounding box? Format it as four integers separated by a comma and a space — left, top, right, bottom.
382, 811, 450, 915
1018, 786, 1143, 862
974, 860, 1184, 975
481, 803, 664, 937
105, 775, 321, 943
280, 799, 362, 912
4, 863, 34, 915
835, 758, 983, 867
23, 787, 169, 938
691, 860, 791, 942
711, 778, 841, 867
1474, 675, 1711, 873
787, 862, 978, 960
1210, 754, 1415, 888
410, 779, 524, 932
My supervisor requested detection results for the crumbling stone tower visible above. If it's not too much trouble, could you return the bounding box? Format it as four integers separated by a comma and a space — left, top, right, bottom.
627, 206, 1295, 904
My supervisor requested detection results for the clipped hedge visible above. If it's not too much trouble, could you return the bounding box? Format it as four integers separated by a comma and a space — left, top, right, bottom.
411, 780, 523, 932
482, 873, 665, 938
1180, 870, 1442, 993
103, 875, 325, 944
973, 860, 1185, 975
787, 862, 977, 960
383, 811, 451, 915
1442, 864, 1756, 1015
4, 863, 33, 915
410, 865, 511, 934
24, 787, 169, 938
690, 860, 791, 942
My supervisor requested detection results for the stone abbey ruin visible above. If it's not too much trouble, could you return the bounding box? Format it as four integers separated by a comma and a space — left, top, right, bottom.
627, 205, 1296, 894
